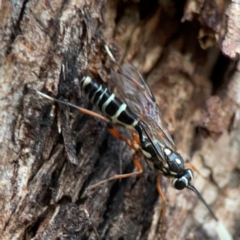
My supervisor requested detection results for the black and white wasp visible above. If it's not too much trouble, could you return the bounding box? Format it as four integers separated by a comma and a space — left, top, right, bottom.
36, 44, 217, 221
103, 44, 218, 221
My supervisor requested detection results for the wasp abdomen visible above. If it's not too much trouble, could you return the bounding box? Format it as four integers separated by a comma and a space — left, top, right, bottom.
80, 76, 138, 129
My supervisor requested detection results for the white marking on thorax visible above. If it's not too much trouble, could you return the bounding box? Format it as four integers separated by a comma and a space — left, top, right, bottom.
175, 158, 182, 165
170, 171, 177, 176
164, 148, 171, 156
141, 149, 152, 159
162, 167, 168, 173
132, 119, 138, 126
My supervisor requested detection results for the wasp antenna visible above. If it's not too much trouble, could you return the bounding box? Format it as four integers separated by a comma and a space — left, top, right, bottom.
187, 184, 218, 221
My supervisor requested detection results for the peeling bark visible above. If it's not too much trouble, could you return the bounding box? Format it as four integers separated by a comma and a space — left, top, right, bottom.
0, 1, 239, 240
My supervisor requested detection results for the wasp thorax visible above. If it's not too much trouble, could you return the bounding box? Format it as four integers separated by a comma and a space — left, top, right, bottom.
163, 147, 185, 172
141, 140, 157, 159
172, 169, 194, 190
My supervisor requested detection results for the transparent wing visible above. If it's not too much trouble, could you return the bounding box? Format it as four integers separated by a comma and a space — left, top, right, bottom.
110, 63, 176, 151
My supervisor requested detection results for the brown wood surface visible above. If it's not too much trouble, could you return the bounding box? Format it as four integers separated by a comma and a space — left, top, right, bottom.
0, 0, 239, 239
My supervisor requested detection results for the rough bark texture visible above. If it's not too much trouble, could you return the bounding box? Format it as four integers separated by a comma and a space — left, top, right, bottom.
0, 0, 239, 240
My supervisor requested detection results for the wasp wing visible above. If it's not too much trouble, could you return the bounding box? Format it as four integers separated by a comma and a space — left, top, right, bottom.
110, 63, 176, 152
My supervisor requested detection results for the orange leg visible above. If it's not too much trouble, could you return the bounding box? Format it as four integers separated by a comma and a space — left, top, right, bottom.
76, 107, 109, 123
107, 125, 141, 152
107, 124, 129, 143
156, 173, 167, 218
87, 154, 143, 189
131, 131, 141, 145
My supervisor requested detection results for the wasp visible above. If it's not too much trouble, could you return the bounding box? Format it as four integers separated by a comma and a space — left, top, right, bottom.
36, 43, 218, 222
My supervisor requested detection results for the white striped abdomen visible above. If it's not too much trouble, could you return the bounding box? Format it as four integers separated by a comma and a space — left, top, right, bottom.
80, 76, 138, 129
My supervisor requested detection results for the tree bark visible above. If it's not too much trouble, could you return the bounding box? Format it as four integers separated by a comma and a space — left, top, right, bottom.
0, 0, 239, 239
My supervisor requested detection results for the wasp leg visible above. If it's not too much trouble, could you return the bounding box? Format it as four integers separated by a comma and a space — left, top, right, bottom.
156, 173, 167, 218
107, 123, 129, 142
131, 131, 141, 145
107, 123, 140, 152
76, 107, 109, 123
87, 154, 143, 189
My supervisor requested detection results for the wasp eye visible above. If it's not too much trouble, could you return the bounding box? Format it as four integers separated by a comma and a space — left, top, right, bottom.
172, 177, 188, 190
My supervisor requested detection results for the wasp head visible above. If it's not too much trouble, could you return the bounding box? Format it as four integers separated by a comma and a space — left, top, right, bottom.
172, 169, 194, 190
